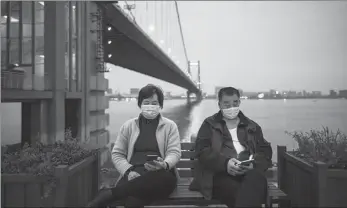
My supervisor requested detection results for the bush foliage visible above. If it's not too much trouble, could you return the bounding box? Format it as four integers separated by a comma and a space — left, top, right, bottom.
1, 129, 98, 197
285, 127, 347, 169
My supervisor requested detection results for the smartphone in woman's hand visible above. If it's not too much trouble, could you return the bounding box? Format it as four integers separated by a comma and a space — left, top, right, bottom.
146, 154, 159, 165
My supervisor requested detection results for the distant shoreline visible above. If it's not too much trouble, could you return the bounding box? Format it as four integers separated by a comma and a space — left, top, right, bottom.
110, 97, 347, 101
168, 97, 346, 100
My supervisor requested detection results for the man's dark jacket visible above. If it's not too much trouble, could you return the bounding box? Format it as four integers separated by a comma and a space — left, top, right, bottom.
189, 110, 273, 199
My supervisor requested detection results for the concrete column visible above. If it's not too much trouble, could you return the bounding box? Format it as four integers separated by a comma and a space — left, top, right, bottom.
21, 103, 32, 145
76, 1, 86, 142
30, 101, 49, 144
196, 92, 203, 101
40, 101, 49, 143
187, 91, 191, 103
21, 101, 49, 145
83, 2, 92, 142
44, 2, 66, 143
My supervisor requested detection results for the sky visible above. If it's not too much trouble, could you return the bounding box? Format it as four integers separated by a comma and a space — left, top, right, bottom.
106, 1, 347, 95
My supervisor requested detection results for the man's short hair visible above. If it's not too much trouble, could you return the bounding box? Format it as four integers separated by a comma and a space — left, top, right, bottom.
137, 84, 164, 108
218, 87, 240, 101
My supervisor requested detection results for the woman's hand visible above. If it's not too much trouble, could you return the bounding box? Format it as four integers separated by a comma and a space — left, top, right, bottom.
128, 171, 141, 181
144, 157, 168, 171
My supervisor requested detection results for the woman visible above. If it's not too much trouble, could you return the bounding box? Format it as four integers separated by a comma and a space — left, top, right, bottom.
89, 84, 181, 208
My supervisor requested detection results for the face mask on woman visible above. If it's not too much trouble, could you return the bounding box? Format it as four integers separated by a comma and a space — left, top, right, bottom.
141, 104, 160, 119
222, 106, 240, 120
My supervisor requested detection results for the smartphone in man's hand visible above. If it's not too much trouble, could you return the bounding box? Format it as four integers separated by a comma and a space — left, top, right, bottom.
238, 159, 254, 166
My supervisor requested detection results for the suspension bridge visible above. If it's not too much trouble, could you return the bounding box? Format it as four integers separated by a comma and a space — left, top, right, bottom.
96, 1, 202, 100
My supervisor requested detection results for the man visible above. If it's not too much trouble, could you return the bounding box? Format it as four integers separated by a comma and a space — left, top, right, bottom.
189, 87, 273, 208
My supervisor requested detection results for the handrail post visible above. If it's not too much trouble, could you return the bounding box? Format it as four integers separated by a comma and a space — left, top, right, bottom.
277, 145, 287, 190
313, 161, 328, 207
53, 165, 69, 207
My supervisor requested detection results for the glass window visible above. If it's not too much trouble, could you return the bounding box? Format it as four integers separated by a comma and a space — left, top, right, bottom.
35, 1, 44, 76
21, 1, 32, 65
65, 2, 70, 90
9, 2, 20, 65
1, 1, 9, 68
65, 1, 78, 91
72, 1, 77, 81
1, 1, 47, 90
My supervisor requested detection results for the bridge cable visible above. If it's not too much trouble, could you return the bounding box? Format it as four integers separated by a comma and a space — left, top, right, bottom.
167, 2, 171, 55
161, 1, 164, 44
124, 0, 136, 23
146, 1, 148, 28
174, 1, 189, 68
154, 1, 157, 40
133, 0, 136, 17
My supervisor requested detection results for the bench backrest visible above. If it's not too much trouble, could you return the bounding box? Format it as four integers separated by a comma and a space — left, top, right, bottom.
176, 142, 196, 178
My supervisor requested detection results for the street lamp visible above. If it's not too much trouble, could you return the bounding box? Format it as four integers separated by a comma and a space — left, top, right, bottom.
148, 24, 155, 33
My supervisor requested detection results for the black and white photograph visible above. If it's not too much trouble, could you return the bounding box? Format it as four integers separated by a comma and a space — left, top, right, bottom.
1, 1, 347, 207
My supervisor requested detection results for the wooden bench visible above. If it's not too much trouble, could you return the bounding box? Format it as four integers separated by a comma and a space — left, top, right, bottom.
108, 142, 290, 208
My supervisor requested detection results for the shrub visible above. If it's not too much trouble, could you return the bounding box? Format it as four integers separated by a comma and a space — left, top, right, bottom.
1, 129, 99, 197
285, 127, 347, 169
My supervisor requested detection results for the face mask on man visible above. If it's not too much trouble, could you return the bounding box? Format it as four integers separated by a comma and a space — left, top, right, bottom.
141, 104, 160, 119
222, 106, 240, 120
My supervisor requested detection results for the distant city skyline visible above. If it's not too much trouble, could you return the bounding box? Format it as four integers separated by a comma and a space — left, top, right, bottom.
107, 83, 344, 96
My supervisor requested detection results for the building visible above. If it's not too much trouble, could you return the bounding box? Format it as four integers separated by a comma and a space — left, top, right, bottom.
130, 88, 140, 95
1, 2, 109, 146
286, 91, 298, 98
129, 88, 140, 98
329, 90, 338, 97
165, 91, 172, 98
107, 88, 113, 94
238, 89, 243, 97
269, 89, 276, 95
268, 89, 281, 98
311, 91, 322, 97
339, 90, 347, 98
215, 86, 224, 98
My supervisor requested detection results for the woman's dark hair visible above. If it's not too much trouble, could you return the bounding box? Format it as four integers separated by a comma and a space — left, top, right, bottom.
137, 84, 164, 108
218, 87, 240, 101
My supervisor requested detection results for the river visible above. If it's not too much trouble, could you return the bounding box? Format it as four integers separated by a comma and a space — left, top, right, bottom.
107, 99, 347, 161
2, 99, 346, 161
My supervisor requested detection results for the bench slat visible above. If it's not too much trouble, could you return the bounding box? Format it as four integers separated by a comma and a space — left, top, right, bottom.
176, 160, 195, 168
177, 178, 193, 185
170, 184, 287, 199
174, 178, 286, 198
177, 169, 193, 177
109, 183, 287, 206
170, 185, 203, 199
181, 151, 195, 159
181, 143, 195, 150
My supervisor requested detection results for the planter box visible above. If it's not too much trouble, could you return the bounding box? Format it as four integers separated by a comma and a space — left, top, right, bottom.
277, 145, 347, 207
2, 150, 102, 207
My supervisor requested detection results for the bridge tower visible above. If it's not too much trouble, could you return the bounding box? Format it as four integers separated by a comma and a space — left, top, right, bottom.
187, 60, 202, 102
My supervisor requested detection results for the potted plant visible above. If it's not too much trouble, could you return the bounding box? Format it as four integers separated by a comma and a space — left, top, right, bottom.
1, 129, 103, 207
277, 127, 347, 207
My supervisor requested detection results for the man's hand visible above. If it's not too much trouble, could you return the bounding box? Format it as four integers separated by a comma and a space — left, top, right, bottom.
227, 158, 246, 176
238, 154, 254, 172
144, 157, 167, 171
239, 162, 254, 172
128, 171, 141, 181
